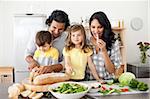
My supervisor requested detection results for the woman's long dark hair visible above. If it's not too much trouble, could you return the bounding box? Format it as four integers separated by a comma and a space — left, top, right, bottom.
89, 11, 115, 51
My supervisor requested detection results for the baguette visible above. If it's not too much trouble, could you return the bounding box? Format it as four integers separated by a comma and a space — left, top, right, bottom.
8, 85, 20, 99
21, 90, 32, 97
12, 83, 25, 92
33, 73, 70, 85
32, 93, 43, 99
28, 91, 36, 98
8, 83, 25, 99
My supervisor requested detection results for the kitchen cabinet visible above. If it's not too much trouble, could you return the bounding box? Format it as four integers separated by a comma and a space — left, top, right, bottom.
127, 63, 150, 78
0, 67, 14, 83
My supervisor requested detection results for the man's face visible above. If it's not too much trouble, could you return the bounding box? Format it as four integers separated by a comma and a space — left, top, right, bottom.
48, 20, 65, 38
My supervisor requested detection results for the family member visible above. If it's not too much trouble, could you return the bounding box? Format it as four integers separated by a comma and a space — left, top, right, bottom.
87, 11, 122, 80
34, 30, 59, 66
25, 10, 70, 74
63, 24, 101, 81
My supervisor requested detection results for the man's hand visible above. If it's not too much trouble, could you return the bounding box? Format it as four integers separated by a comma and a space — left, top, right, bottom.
26, 55, 40, 71
28, 61, 40, 72
37, 66, 53, 75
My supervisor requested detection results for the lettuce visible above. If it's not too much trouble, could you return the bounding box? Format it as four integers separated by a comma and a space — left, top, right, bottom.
118, 72, 135, 86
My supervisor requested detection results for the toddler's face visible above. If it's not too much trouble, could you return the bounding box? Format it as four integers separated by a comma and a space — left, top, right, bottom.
39, 43, 51, 52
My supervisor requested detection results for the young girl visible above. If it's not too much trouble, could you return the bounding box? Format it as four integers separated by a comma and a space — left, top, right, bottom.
63, 24, 101, 81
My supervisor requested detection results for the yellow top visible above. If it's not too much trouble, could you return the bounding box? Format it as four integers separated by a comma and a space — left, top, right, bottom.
34, 47, 59, 66
63, 47, 92, 79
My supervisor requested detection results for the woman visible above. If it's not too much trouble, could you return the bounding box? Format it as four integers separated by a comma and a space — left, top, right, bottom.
87, 11, 122, 80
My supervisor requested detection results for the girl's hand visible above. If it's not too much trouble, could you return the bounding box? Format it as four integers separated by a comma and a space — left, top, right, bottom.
65, 65, 73, 76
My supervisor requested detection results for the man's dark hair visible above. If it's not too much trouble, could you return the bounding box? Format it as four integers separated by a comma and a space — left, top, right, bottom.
45, 10, 70, 31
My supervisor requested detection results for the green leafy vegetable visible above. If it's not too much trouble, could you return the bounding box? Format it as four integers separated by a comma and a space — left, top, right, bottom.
118, 72, 135, 86
129, 79, 139, 88
52, 83, 88, 94
137, 82, 149, 91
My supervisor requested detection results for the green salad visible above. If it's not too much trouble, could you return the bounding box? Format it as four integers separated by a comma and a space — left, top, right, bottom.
51, 83, 88, 94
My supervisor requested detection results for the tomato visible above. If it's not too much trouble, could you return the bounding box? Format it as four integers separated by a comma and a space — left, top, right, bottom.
121, 88, 129, 92
101, 86, 107, 90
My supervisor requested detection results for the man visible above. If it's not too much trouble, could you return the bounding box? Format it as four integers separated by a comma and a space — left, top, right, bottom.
25, 10, 70, 74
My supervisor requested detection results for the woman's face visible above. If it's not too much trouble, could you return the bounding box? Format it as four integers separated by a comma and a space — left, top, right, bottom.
90, 19, 104, 39
71, 30, 83, 47
48, 20, 65, 38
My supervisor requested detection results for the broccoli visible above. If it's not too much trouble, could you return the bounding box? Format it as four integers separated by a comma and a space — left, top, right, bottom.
137, 82, 149, 91
129, 79, 139, 88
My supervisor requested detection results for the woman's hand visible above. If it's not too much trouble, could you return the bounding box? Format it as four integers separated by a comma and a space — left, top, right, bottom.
96, 39, 107, 52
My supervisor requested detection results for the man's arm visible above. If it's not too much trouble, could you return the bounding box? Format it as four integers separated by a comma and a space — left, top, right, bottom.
25, 34, 38, 71
25, 55, 40, 71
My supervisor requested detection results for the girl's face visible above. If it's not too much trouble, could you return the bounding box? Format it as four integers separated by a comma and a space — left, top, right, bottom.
90, 19, 104, 39
38, 42, 51, 52
71, 30, 83, 47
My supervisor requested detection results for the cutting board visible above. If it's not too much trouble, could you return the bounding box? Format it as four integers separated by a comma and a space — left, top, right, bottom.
22, 78, 50, 92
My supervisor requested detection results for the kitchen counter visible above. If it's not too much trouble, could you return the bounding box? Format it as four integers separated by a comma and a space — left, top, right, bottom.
0, 72, 150, 99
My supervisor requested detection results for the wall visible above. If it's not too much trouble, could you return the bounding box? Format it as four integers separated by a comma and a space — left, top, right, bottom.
0, 0, 149, 68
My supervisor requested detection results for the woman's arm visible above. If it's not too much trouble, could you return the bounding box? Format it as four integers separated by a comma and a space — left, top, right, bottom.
101, 49, 115, 73
87, 56, 102, 82
97, 39, 115, 73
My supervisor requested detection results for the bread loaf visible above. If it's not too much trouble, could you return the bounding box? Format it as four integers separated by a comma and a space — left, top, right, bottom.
8, 83, 25, 99
8, 85, 20, 99
33, 73, 70, 85
21, 90, 32, 97
28, 91, 36, 98
32, 93, 43, 99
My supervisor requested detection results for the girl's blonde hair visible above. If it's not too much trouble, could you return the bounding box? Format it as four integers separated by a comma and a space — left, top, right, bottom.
65, 24, 92, 53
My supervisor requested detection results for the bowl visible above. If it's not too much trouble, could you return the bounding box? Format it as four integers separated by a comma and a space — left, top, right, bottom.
48, 81, 91, 99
